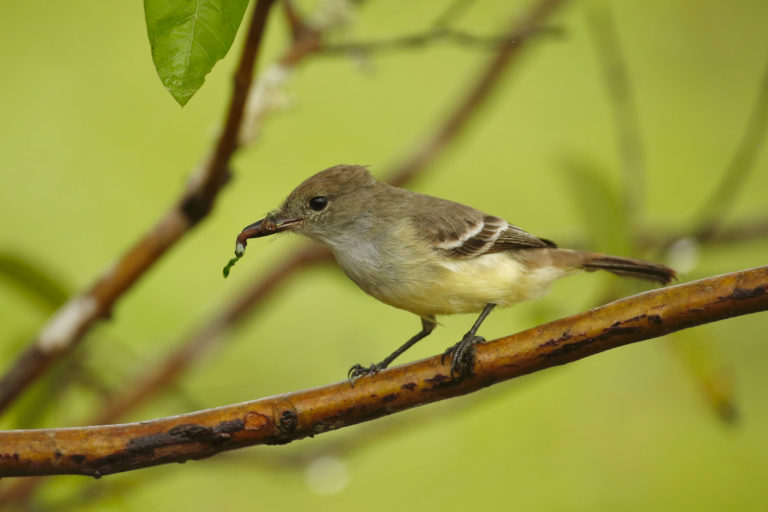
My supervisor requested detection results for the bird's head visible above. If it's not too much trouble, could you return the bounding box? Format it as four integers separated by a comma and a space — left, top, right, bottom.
236, 164, 377, 251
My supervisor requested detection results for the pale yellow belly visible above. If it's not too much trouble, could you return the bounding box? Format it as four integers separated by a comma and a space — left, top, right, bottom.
371, 252, 569, 317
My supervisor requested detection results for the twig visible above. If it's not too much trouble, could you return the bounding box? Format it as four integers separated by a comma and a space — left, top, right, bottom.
1, 266, 766, 477
585, 5, 645, 228
668, 332, 738, 423
388, 0, 568, 187
319, 26, 561, 55
0, 0, 277, 414
639, 212, 768, 249
696, 215, 768, 245
692, 53, 768, 239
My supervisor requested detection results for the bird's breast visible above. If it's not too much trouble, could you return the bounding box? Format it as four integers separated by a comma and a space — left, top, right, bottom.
321, 220, 569, 318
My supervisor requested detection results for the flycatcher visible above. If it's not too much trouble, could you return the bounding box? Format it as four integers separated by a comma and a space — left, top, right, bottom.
234, 164, 675, 380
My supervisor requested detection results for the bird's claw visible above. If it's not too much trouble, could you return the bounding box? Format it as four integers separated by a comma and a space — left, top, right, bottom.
442, 334, 485, 379
347, 363, 383, 386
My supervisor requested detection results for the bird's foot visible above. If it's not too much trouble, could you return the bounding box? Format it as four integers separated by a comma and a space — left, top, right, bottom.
347, 362, 385, 386
441, 334, 485, 379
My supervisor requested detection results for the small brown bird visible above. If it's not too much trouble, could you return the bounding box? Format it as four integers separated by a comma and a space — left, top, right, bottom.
234, 165, 675, 380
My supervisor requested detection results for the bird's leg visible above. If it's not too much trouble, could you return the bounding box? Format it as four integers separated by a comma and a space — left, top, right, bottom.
348, 316, 436, 384
442, 303, 496, 378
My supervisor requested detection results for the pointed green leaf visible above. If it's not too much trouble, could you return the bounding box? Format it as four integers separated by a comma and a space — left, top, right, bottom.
144, 0, 250, 106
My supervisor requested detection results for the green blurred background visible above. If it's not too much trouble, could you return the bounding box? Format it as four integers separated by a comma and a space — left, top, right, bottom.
1, 0, 767, 510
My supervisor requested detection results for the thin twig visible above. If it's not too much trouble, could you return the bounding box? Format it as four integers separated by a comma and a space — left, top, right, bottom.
388, 0, 568, 187
0, 0, 277, 415
697, 215, 768, 245
639, 212, 768, 249
1, 266, 766, 478
319, 26, 561, 55
693, 53, 768, 239
585, 5, 645, 228
667, 332, 739, 423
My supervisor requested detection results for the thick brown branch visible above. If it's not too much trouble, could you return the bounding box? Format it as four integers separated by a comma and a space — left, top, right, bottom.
0, 0, 277, 415
1, 266, 765, 478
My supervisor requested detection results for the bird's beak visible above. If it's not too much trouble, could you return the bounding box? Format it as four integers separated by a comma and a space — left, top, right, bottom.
234, 213, 301, 256
239, 215, 302, 238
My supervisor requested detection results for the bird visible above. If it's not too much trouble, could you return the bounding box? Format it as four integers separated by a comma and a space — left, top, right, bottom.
232, 164, 675, 381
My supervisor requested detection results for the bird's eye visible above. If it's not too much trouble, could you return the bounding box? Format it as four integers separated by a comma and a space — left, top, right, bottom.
309, 196, 328, 211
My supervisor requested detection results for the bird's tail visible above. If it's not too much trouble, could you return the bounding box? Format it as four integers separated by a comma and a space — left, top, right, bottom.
544, 249, 676, 285
578, 251, 675, 284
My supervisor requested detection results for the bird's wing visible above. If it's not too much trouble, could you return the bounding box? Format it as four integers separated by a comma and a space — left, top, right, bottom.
435, 215, 555, 258
408, 199, 555, 259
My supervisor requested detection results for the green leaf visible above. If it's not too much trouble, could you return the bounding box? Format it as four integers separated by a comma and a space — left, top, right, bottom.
0, 251, 70, 312
144, 0, 250, 106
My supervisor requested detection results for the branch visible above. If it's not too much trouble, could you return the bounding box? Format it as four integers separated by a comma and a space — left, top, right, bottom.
0, 0, 277, 414
1, 266, 766, 478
